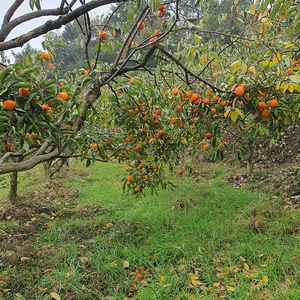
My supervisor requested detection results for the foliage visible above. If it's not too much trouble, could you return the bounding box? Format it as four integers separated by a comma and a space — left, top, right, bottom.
0, 0, 300, 200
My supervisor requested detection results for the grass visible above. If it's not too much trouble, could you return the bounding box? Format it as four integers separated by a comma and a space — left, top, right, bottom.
0, 161, 300, 299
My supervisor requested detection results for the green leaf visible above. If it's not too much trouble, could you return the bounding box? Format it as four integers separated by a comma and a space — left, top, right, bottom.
290, 74, 300, 83
210, 52, 219, 61
35, 0, 41, 10
13, 82, 33, 89
29, 0, 35, 10
270, 0, 284, 19
148, 0, 161, 12
127, 10, 134, 23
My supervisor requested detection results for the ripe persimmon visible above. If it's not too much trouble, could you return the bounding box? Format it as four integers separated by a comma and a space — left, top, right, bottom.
286, 68, 293, 75
99, 31, 107, 40
4, 100, 16, 111
129, 78, 135, 82
178, 122, 184, 129
202, 98, 209, 105
125, 166, 132, 172
203, 144, 209, 151
158, 130, 164, 136
206, 133, 212, 139
138, 22, 144, 30
136, 186, 141, 192
158, 10, 165, 18
171, 117, 177, 124
210, 108, 216, 115
113, 30, 118, 38
19, 87, 29, 98
172, 88, 179, 96
291, 59, 297, 67
190, 93, 199, 101
149, 37, 156, 46
145, 175, 150, 181
90, 143, 97, 149
235, 85, 244, 96
57, 92, 68, 101
270, 99, 278, 108
127, 175, 134, 182
42, 53, 50, 61
261, 109, 270, 117
135, 144, 141, 150
178, 169, 183, 175
176, 105, 181, 112
257, 101, 267, 111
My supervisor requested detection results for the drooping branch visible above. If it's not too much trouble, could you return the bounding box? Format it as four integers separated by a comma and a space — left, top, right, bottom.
2, 0, 25, 25
156, 45, 229, 93
0, 0, 130, 51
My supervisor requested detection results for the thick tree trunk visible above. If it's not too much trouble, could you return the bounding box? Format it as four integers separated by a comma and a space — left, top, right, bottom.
43, 159, 53, 185
8, 171, 18, 205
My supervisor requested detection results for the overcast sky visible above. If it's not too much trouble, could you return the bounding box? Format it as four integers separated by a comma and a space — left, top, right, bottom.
0, 0, 111, 62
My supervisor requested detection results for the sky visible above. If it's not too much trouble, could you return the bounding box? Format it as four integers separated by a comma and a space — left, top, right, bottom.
0, 0, 111, 62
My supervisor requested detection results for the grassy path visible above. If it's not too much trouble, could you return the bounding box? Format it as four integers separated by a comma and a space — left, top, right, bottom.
0, 162, 300, 299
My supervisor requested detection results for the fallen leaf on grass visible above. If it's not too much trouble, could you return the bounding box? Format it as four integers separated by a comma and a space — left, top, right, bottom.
243, 263, 249, 270
226, 286, 235, 292
2, 289, 11, 293
140, 280, 148, 285
78, 257, 89, 263
123, 261, 129, 268
159, 275, 165, 283
20, 257, 30, 262
50, 292, 61, 300
42, 269, 53, 274
38, 287, 48, 291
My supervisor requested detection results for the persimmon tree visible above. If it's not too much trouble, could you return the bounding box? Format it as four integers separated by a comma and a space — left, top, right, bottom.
0, 0, 300, 204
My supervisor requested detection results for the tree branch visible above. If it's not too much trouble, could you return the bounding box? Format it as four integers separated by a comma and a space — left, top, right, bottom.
0, 0, 130, 51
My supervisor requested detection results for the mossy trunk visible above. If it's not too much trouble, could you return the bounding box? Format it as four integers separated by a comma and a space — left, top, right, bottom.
43, 159, 53, 185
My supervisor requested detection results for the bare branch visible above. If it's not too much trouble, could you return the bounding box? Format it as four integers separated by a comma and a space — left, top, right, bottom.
2, 0, 25, 25
0, 0, 130, 51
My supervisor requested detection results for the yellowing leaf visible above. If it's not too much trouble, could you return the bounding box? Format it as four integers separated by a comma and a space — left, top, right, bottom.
191, 280, 204, 286
243, 263, 250, 270
276, 81, 281, 90
227, 286, 235, 292
242, 62, 247, 73
231, 111, 239, 122
50, 292, 61, 300
249, 65, 256, 73
249, 4, 256, 15
261, 60, 272, 67
261, 17, 273, 26
272, 53, 281, 65
263, 275, 268, 283
177, 41, 181, 52
181, 137, 187, 144
224, 110, 230, 118
231, 60, 241, 68
285, 43, 295, 49
280, 82, 289, 93
200, 53, 207, 65
260, 23, 266, 39
288, 84, 294, 93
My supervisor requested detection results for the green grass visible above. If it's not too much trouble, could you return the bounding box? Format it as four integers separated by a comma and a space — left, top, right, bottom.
1, 162, 300, 300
